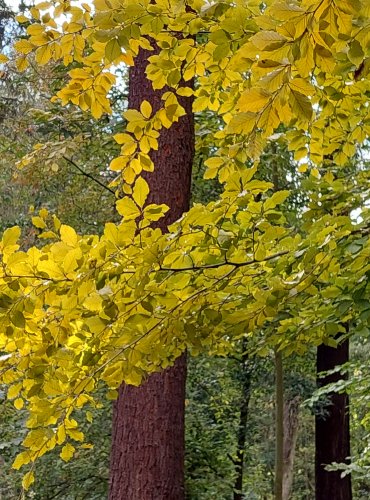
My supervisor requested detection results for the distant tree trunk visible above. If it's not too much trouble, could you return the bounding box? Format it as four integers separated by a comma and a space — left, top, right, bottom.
233, 350, 252, 500
315, 340, 352, 500
275, 350, 284, 500
282, 396, 300, 500
109, 46, 194, 500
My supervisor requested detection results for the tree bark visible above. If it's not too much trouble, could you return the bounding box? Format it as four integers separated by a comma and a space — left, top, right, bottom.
282, 396, 300, 500
274, 350, 284, 500
233, 351, 252, 500
315, 340, 352, 500
109, 46, 194, 500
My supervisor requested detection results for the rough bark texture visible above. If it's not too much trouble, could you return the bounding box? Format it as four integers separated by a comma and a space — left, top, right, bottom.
233, 351, 252, 500
109, 47, 194, 500
315, 340, 352, 500
282, 396, 300, 500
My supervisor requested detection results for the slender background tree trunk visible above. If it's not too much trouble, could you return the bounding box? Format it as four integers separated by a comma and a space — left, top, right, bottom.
282, 396, 300, 500
233, 350, 252, 500
274, 350, 284, 500
315, 339, 352, 500
109, 47, 194, 500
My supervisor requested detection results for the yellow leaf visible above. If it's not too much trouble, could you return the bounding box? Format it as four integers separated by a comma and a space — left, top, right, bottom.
250, 30, 286, 50
311, 167, 320, 178
0, 54, 9, 63
14, 39, 34, 54
37, 259, 64, 279
177, 87, 194, 97
27, 24, 43, 36
84, 293, 103, 311
63, 248, 81, 274
67, 428, 84, 441
35, 1, 52, 10
110, 156, 127, 172
32, 216, 46, 229
289, 89, 312, 120
140, 100, 152, 118
8, 382, 22, 400
22, 471, 35, 490
81, 443, 94, 449
14, 398, 24, 410
23, 429, 50, 450
142, 204, 169, 224
133, 177, 149, 207
298, 163, 308, 173
124, 370, 142, 386
56, 426, 66, 445
16, 14, 29, 23
123, 109, 144, 122
91, 99, 103, 119
2, 226, 21, 248
238, 88, 271, 113
16, 56, 29, 71
114, 133, 134, 145
13, 451, 32, 470
116, 197, 140, 219
60, 443, 75, 462
39, 207, 48, 218
35, 44, 52, 65
43, 379, 64, 396
289, 78, 315, 96
60, 225, 78, 246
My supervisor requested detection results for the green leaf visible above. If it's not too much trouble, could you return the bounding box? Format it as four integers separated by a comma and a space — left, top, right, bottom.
105, 38, 121, 62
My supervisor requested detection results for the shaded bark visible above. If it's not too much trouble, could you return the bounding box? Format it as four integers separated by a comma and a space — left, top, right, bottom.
282, 396, 300, 500
274, 350, 284, 500
109, 46, 194, 500
233, 352, 252, 500
315, 339, 352, 500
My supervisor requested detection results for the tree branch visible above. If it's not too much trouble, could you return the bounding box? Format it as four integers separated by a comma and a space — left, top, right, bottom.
62, 156, 116, 195
159, 250, 289, 272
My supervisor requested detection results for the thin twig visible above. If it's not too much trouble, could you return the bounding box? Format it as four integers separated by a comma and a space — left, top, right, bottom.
62, 156, 115, 195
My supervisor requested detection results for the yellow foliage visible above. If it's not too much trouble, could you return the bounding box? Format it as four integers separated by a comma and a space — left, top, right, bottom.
5, 0, 370, 489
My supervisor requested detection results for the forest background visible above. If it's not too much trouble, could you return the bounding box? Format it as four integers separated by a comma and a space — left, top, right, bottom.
0, 0, 370, 499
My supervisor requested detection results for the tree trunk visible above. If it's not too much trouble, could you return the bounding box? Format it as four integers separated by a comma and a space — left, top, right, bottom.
233, 351, 252, 500
109, 47, 194, 500
315, 340, 352, 500
282, 396, 300, 500
274, 350, 284, 500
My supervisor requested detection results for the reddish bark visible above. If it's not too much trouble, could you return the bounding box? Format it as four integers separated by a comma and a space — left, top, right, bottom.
109, 46, 194, 500
315, 340, 352, 500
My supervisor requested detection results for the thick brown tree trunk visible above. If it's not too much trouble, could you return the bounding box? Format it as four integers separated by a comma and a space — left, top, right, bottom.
109, 47, 194, 500
282, 396, 300, 500
315, 340, 352, 500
